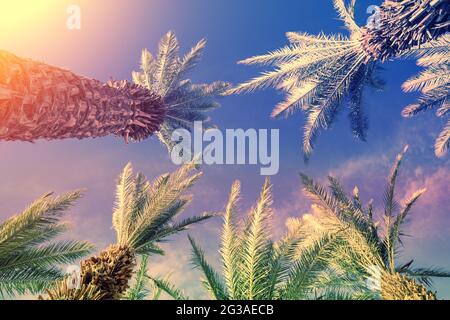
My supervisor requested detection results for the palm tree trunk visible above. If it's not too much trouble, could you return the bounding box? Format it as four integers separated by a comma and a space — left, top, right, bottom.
362, 0, 450, 61
0, 50, 166, 143
43, 244, 137, 300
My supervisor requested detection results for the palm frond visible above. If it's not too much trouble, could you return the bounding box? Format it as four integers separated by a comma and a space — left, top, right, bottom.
240, 178, 275, 300
125, 255, 150, 300
0, 192, 93, 297
402, 35, 449, 158
113, 163, 135, 245
281, 236, 334, 299
389, 188, 427, 249
383, 146, 409, 271
148, 276, 189, 300
435, 119, 450, 157
333, 0, 360, 34
403, 66, 450, 93
112, 162, 212, 254
220, 181, 241, 300
399, 267, 450, 286
230, 2, 381, 158
189, 235, 227, 300
153, 31, 180, 97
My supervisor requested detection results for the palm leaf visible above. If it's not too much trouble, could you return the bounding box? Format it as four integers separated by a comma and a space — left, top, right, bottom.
189, 235, 227, 300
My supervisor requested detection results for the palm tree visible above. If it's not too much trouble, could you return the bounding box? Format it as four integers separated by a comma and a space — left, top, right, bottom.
401, 34, 449, 157
229, 0, 383, 159
132, 31, 231, 150
43, 162, 214, 300
297, 146, 450, 299
0, 191, 94, 298
230, 0, 449, 158
154, 179, 336, 300
0, 32, 229, 147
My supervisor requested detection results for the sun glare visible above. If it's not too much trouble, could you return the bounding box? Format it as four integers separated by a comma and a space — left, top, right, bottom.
0, 1, 60, 33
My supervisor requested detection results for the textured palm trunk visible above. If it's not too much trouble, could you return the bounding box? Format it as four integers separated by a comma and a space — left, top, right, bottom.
0, 50, 166, 143
362, 0, 450, 61
381, 273, 437, 300
44, 244, 136, 300
80, 244, 136, 300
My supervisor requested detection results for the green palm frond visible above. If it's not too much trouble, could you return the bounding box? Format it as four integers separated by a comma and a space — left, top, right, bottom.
189, 179, 339, 300
0, 192, 93, 297
189, 235, 227, 300
280, 236, 334, 300
0, 266, 64, 297
295, 147, 448, 299
265, 240, 295, 300
133, 31, 231, 151
399, 267, 450, 287
0, 242, 92, 272
389, 188, 427, 247
148, 276, 189, 300
125, 255, 150, 300
403, 66, 450, 94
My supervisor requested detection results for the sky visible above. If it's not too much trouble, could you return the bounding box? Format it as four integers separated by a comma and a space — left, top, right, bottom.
0, 0, 449, 299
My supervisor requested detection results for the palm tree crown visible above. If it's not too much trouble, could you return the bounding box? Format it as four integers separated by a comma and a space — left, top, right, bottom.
112, 162, 214, 255
297, 146, 450, 299
132, 31, 231, 150
43, 162, 214, 300
0, 191, 93, 298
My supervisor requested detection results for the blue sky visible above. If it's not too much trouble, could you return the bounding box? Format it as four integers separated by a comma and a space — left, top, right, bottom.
0, 0, 449, 298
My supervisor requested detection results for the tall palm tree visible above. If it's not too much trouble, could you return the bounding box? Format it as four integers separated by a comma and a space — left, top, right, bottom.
0, 32, 229, 147
361, 0, 450, 61
297, 146, 450, 300
132, 31, 231, 150
401, 34, 449, 157
0, 191, 93, 298
230, 0, 449, 159
154, 180, 336, 300
43, 162, 214, 300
